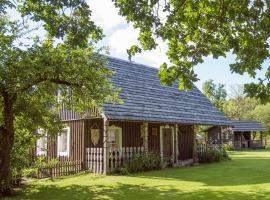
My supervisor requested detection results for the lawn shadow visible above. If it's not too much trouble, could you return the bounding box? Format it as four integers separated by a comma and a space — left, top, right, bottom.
4, 182, 270, 200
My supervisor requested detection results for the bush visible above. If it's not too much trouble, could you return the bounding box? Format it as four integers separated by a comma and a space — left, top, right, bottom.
22, 168, 38, 178
199, 149, 230, 163
223, 144, 235, 151
22, 157, 60, 178
120, 152, 162, 174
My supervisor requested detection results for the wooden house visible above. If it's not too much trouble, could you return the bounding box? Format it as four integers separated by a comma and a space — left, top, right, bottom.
36, 56, 231, 174
206, 120, 267, 149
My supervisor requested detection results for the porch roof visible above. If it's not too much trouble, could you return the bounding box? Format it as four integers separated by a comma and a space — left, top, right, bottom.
103, 56, 231, 126
232, 120, 267, 132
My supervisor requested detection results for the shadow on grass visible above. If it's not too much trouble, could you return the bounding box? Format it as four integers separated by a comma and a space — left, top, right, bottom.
5, 182, 270, 200
5, 149, 270, 200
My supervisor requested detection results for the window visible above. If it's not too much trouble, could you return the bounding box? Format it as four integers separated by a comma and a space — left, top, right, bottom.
36, 129, 47, 156
57, 127, 70, 157
108, 126, 122, 150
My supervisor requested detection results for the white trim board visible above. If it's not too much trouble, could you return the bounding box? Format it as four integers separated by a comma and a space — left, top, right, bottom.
160, 124, 175, 162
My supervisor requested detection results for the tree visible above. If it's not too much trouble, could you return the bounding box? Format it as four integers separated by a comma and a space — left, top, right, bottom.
113, 0, 270, 102
247, 103, 270, 131
202, 79, 227, 112
223, 85, 258, 120
0, 1, 119, 195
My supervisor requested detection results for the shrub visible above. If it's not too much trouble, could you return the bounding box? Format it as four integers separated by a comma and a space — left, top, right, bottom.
22, 168, 38, 178
223, 144, 235, 151
120, 152, 162, 174
199, 149, 230, 163
22, 157, 60, 178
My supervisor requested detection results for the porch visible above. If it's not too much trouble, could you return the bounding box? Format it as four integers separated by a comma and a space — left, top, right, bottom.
233, 131, 264, 150
84, 119, 197, 174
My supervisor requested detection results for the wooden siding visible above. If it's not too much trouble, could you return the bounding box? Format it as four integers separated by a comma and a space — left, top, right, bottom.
60, 104, 101, 121
85, 118, 104, 148
148, 123, 161, 153
44, 119, 195, 164
47, 120, 85, 162
109, 121, 143, 147
178, 125, 194, 160
207, 126, 221, 142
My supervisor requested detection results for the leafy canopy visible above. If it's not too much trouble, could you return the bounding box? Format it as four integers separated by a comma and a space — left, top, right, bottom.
0, 0, 119, 132
202, 79, 227, 112
113, 0, 270, 102
0, 0, 119, 181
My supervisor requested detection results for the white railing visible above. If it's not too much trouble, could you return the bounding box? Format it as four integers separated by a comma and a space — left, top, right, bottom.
108, 146, 144, 172
85, 148, 103, 174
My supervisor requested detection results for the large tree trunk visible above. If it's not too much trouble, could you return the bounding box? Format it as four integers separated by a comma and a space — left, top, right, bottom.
0, 95, 14, 196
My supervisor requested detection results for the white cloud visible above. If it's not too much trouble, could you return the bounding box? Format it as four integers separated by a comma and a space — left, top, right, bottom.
87, 0, 125, 31
88, 0, 168, 67
108, 25, 139, 53
108, 25, 168, 67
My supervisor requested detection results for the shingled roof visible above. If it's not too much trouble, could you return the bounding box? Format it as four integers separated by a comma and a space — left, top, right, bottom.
231, 120, 267, 132
103, 56, 231, 126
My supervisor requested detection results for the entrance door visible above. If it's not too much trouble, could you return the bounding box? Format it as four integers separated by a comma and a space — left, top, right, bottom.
163, 128, 172, 161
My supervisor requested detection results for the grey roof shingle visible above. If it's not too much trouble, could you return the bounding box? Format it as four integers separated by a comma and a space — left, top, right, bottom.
232, 120, 267, 132
103, 56, 231, 125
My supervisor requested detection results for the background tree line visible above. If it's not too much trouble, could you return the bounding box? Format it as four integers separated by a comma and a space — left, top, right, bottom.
203, 80, 270, 132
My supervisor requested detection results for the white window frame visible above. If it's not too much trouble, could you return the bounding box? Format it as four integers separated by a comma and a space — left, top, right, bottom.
160, 124, 175, 161
107, 125, 122, 150
36, 128, 47, 156
57, 126, 70, 157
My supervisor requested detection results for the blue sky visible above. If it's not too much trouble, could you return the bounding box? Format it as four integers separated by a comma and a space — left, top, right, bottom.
9, 0, 269, 92
87, 0, 269, 92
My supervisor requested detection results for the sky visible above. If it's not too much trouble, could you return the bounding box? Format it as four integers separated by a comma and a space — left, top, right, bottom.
87, 0, 269, 92
8, 0, 269, 92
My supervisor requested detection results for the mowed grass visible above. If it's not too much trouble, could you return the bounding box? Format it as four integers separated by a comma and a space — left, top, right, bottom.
5, 149, 270, 200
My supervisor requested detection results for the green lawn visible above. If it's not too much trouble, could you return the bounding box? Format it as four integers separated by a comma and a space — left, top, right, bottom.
5, 149, 270, 200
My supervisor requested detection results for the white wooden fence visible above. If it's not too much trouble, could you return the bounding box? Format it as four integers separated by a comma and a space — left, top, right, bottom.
85, 148, 103, 174
85, 146, 145, 174
108, 146, 144, 173
197, 144, 223, 160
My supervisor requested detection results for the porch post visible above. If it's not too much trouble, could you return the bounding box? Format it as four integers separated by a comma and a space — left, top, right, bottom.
175, 124, 179, 164
260, 131, 263, 147
220, 126, 223, 145
192, 125, 198, 164
103, 117, 109, 175
143, 122, 148, 152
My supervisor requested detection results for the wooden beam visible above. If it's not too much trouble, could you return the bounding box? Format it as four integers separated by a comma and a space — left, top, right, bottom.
260, 131, 263, 147
192, 125, 198, 164
102, 115, 109, 175
175, 124, 179, 164
143, 122, 148, 152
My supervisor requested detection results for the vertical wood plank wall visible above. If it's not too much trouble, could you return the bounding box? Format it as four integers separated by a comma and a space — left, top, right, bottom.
84, 118, 104, 148
148, 123, 161, 154
178, 125, 194, 160
109, 121, 143, 147
207, 126, 221, 142
47, 120, 85, 162
45, 120, 195, 163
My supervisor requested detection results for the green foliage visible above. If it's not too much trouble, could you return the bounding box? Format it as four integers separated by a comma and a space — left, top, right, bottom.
199, 149, 230, 163
246, 103, 270, 131
22, 168, 37, 179
224, 97, 258, 120
113, 0, 270, 101
223, 144, 235, 151
202, 79, 227, 112
120, 153, 162, 174
22, 157, 60, 178
0, 1, 120, 193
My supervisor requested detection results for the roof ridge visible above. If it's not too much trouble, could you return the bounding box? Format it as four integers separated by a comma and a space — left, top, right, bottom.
103, 54, 159, 70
